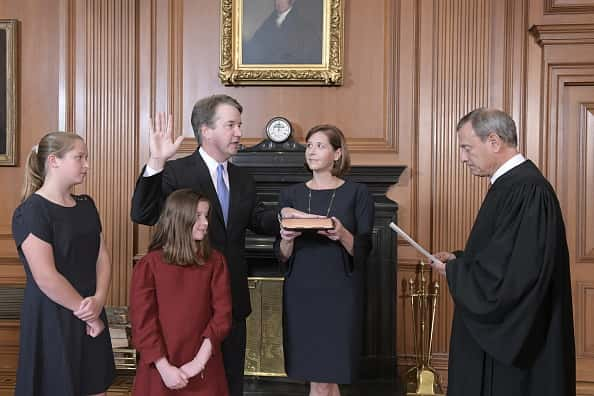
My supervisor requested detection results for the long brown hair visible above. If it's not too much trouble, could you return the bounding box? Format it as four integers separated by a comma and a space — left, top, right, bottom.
148, 189, 211, 266
21, 132, 84, 202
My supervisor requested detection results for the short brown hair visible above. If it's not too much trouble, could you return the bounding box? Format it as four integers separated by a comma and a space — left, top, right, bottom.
305, 124, 351, 177
148, 189, 211, 266
21, 132, 84, 202
190, 95, 243, 144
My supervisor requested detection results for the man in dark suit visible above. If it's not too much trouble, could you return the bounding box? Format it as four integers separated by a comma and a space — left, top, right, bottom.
130, 94, 279, 396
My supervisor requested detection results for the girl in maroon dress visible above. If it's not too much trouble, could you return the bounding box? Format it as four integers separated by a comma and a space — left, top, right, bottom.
130, 189, 232, 395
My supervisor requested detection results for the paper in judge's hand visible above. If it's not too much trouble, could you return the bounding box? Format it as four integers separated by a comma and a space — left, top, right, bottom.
388, 222, 445, 268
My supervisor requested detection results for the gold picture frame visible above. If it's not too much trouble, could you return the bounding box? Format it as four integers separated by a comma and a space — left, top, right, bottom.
219, 0, 344, 86
1, 20, 17, 166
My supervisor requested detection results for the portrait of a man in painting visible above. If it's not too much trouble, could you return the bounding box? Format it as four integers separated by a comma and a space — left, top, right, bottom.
242, 0, 323, 65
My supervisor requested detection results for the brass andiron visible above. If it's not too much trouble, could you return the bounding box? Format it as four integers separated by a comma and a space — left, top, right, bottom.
405, 261, 444, 395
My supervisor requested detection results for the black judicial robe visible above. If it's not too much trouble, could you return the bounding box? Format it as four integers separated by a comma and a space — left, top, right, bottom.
445, 160, 575, 396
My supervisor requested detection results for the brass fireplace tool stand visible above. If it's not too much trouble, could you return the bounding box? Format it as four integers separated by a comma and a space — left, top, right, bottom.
405, 261, 444, 396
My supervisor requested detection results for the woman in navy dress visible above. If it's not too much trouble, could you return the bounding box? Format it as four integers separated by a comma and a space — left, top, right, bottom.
12, 132, 115, 395
277, 125, 374, 396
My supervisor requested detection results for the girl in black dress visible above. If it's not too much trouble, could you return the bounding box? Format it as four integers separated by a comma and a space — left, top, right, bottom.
277, 125, 374, 396
12, 132, 115, 395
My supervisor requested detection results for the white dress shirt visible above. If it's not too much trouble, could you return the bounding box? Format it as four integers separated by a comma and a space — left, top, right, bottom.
143, 147, 230, 194
276, 7, 293, 27
490, 153, 526, 184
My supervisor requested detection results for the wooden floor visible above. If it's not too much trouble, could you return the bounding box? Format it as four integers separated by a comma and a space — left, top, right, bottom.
244, 377, 404, 395
0, 373, 405, 395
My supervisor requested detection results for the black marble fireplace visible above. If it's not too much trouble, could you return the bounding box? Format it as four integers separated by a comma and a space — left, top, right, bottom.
232, 139, 405, 380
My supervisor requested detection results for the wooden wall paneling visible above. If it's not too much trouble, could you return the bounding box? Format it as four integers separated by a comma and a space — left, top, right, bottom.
529, 24, 594, 186
430, 0, 492, 358
577, 382, 594, 396
71, 0, 138, 306
135, 0, 155, 257
560, 79, 594, 383
579, 105, 594, 262
544, 0, 594, 15
392, 0, 423, 381
0, 0, 61, 251
0, 0, 63, 377
530, 0, 594, 25
0, 321, 18, 370
530, 23, 594, 387
0, 0, 59, 286
504, 0, 529, 153
58, 0, 75, 133
134, 0, 177, 257
177, 0, 401, 164
403, 0, 531, 386
0, 321, 19, 393
390, 0, 417, 236
0, 228, 18, 270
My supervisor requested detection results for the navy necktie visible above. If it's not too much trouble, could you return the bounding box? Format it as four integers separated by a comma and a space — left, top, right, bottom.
217, 164, 229, 225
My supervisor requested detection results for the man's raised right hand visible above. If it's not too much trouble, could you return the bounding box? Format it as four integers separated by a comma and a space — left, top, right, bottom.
147, 112, 184, 171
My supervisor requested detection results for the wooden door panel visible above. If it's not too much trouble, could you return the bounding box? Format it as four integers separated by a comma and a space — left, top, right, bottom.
557, 82, 594, 382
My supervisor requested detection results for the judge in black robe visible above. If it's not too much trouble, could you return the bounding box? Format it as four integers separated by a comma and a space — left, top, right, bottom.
432, 108, 575, 396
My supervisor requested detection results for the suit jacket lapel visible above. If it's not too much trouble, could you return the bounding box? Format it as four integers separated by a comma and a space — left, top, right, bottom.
227, 163, 241, 231
193, 152, 225, 226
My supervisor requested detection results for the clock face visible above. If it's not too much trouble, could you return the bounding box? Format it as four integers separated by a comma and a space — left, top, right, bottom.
265, 117, 292, 143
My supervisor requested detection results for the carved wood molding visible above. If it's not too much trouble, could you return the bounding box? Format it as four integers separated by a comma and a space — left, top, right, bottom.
541, 66, 594, 193
578, 104, 594, 262
503, 0, 529, 154
168, 0, 183, 139
576, 282, 594, 358
544, 0, 594, 15
530, 24, 594, 45
58, 0, 76, 132
576, 381, 594, 396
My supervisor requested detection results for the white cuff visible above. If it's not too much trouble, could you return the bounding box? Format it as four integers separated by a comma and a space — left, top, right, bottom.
143, 164, 163, 177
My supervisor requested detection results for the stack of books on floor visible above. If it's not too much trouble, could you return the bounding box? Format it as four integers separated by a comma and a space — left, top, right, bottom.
109, 327, 128, 348
106, 306, 137, 371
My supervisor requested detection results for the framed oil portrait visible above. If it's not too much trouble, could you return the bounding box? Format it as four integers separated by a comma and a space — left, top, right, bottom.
219, 0, 344, 85
1, 20, 17, 166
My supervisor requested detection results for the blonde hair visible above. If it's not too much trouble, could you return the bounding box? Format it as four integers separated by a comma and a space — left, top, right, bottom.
148, 189, 212, 267
21, 132, 84, 202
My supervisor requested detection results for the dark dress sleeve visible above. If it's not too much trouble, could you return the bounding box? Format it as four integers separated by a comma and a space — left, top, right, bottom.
352, 183, 375, 271
82, 194, 102, 233
201, 252, 232, 351
446, 183, 566, 365
130, 254, 167, 365
274, 186, 293, 274
12, 197, 53, 247
130, 164, 178, 225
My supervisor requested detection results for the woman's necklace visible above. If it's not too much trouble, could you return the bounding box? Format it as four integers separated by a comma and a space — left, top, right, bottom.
307, 187, 336, 216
